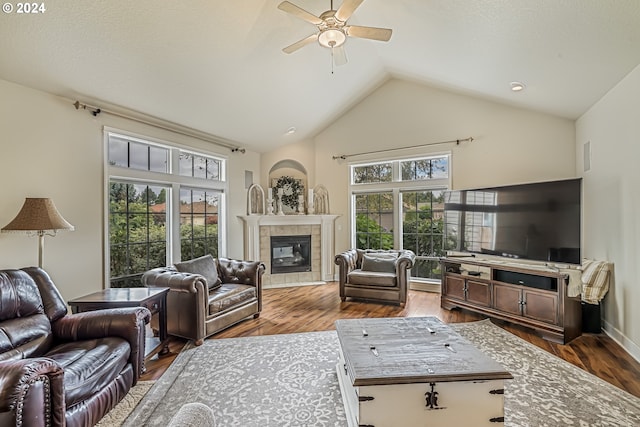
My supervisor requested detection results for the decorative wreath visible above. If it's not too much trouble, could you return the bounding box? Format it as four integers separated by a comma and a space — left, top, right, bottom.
274, 176, 303, 210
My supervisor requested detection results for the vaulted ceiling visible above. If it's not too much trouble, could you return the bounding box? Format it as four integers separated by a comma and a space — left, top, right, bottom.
1, 1, 639, 152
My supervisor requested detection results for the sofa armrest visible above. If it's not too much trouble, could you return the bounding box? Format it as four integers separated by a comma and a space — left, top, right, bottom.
51, 307, 150, 380
334, 249, 358, 287
396, 250, 415, 283
0, 358, 65, 427
142, 268, 208, 294
396, 250, 416, 274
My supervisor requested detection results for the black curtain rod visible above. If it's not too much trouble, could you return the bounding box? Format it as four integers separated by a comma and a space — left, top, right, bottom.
72, 100, 246, 154
332, 137, 474, 160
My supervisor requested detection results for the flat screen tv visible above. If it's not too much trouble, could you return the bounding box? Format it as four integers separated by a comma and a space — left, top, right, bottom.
443, 178, 581, 265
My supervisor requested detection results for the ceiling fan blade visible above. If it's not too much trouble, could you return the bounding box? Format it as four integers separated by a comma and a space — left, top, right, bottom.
335, 0, 365, 22
333, 45, 348, 66
282, 33, 318, 54
347, 25, 392, 42
278, 1, 323, 25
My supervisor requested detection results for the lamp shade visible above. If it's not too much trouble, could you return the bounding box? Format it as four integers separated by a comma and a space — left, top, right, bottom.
2, 198, 74, 233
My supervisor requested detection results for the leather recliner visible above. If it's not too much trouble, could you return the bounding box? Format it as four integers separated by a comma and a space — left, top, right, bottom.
335, 249, 416, 306
0, 268, 150, 427
142, 257, 265, 346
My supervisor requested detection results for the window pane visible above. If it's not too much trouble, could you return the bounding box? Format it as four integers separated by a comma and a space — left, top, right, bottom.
355, 192, 394, 250
109, 180, 168, 287
129, 142, 148, 171
149, 145, 169, 173
206, 159, 220, 180
431, 157, 448, 178
193, 156, 207, 179
108, 137, 128, 167
180, 188, 220, 260
179, 153, 193, 176
402, 190, 446, 258
353, 163, 392, 184
400, 157, 449, 181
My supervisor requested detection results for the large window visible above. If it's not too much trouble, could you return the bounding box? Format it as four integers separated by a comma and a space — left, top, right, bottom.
106, 130, 226, 287
350, 155, 450, 282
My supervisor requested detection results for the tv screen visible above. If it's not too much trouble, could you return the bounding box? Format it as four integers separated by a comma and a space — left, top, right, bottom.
443, 178, 581, 265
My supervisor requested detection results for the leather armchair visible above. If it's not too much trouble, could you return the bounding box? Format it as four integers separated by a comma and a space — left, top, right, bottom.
142, 257, 265, 345
335, 249, 416, 306
0, 267, 150, 427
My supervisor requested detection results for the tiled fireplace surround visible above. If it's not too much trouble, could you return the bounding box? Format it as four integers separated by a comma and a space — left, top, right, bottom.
239, 215, 339, 288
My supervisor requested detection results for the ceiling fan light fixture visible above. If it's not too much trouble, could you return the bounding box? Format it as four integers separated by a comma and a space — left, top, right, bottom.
318, 28, 346, 49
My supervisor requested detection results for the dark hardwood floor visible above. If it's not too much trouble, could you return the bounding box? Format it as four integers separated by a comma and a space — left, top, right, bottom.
141, 282, 640, 398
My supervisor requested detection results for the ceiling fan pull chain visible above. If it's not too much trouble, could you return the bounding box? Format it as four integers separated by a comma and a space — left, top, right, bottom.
331, 48, 335, 74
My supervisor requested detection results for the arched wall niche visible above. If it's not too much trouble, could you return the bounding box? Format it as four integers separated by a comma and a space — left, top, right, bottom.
268, 159, 308, 190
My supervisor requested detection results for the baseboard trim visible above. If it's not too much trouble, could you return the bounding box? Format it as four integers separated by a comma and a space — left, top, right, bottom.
264, 281, 327, 289
603, 319, 640, 363
410, 282, 441, 293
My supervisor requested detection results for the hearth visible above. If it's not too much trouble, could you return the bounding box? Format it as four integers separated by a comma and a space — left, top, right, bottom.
271, 235, 311, 274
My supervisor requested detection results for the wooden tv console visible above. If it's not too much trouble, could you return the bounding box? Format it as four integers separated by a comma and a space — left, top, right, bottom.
440, 257, 582, 344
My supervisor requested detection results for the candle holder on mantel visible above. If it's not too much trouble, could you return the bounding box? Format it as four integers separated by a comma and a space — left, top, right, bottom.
297, 194, 305, 215
276, 195, 285, 216
266, 197, 274, 215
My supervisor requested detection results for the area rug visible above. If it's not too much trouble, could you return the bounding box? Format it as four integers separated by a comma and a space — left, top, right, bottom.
123, 319, 640, 427
96, 381, 154, 427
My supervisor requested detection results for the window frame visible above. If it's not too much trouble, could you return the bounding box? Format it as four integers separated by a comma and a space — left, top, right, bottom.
349, 153, 452, 283
103, 127, 228, 288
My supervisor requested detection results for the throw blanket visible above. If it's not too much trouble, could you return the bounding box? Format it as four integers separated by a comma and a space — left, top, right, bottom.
581, 259, 610, 304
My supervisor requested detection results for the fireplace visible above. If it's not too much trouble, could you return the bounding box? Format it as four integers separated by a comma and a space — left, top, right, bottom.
271, 235, 311, 274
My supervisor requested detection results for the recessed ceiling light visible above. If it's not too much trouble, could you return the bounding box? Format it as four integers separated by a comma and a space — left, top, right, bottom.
510, 81, 526, 92
285, 127, 296, 135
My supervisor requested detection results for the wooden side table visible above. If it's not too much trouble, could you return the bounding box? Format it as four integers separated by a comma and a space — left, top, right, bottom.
68, 287, 170, 360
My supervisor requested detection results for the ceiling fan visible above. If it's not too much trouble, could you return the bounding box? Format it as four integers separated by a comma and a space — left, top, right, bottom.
278, 0, 392, 66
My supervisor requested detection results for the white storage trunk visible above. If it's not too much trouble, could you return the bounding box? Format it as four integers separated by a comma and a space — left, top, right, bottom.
335, 317, 512, 427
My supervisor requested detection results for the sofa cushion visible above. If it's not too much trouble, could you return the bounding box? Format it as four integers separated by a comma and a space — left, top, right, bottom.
208, 284, 256, 315
45, 337, 131, 408
347, 270, 398, 287
175, 255, 222, 290
361, 254, 397, 273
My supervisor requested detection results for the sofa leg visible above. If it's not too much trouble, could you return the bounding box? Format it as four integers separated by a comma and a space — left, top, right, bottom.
195, 339, 204, 346
253, 313, 260, 319
340, 297, 346, 302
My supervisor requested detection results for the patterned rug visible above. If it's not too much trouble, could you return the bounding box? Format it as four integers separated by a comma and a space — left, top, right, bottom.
123, 319, 640, 426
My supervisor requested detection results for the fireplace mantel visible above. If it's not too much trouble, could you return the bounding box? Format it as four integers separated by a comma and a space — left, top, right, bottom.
238, 215, 339, 285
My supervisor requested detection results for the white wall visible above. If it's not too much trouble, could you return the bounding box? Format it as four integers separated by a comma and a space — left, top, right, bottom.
576, 64, 640, 360
0, 79, 260, 300
309, 78, 577, 255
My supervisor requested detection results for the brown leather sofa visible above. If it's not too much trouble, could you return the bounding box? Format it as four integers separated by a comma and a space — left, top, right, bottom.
0, 267, 150, 427
142, 256, 265, 345
335, 249, 416, 306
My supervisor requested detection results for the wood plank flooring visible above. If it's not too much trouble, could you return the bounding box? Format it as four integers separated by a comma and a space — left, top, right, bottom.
141, 282, 640, 398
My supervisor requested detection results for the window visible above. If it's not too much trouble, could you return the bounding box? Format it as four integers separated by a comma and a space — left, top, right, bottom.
106, 130, 226, 288
180, 188, 219, 260
355, 192, 394, 249
350, 154, 450, 282
109, 182, 168, 288
401, 189, 446, 280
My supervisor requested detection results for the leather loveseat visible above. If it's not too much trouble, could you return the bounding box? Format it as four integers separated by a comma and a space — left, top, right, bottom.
0, 268, 150, 427
335, 249, 416, 306
142, 255, 265, 345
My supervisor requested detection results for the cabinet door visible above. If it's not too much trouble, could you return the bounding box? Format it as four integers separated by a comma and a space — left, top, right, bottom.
444, 276, 465, 300
523, 289, 558, 324
493, 283, 522, 316
466, 280, 491, 307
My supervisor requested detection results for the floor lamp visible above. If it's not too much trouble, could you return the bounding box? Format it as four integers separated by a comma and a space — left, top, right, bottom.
1, 198, 74, 268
